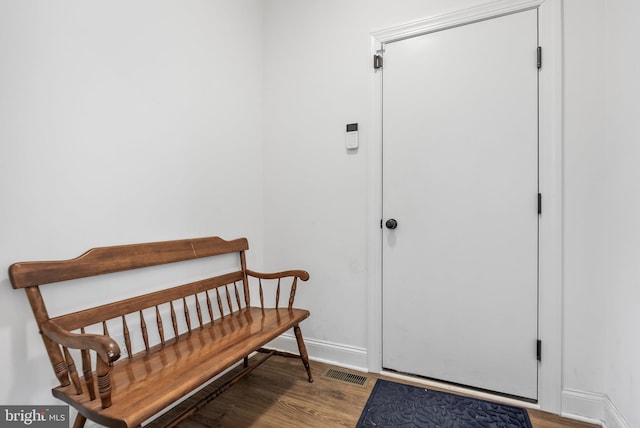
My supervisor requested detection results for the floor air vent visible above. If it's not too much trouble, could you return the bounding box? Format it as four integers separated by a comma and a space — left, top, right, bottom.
321, 368, 369, 387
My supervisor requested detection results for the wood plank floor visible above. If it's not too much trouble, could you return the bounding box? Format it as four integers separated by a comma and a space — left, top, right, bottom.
177, 356, 599, 428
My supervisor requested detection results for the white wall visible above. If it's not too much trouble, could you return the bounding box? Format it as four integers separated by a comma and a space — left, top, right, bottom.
0, 0, 265, 408
262, 0, 631, 424
1, 0, 637, 426
562, 0, 607, 401
602, 0, 640, 427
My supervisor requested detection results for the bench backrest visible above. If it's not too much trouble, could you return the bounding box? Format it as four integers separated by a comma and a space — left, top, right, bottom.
8, 237, 252, 393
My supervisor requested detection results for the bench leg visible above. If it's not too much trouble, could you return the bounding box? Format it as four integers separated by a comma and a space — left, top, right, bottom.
293, 324, 313, 383
72, 413, 86, 428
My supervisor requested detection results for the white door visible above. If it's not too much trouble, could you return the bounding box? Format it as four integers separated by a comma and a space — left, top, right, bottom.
382, 9, 539, 400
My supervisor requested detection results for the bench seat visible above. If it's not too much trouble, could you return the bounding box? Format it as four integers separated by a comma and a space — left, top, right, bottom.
51, 307, 309, 428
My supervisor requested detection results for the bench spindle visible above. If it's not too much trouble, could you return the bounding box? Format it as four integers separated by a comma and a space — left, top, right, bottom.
233, 282, 242, 310
288, 277, 298, 309
195, 295, 203, 328
80, 328, 97, 401
63, 346, 83, 395
259, 278, 265, 309
183, 297, 192, 333
96, 357, 112, 409
155, 306, 165, 345
205, 291, 214, 322
275, 278, 281, 309
224, 284, 233, 313
52, 358, 70, 387
170, 301, 179, 337
122, 316, 132, 358
140, 311, 150, 352
215, 288, 224, 318
102, 320, 109, 337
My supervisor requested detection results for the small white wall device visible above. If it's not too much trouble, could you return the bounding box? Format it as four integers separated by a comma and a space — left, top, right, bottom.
346, 123, 358, 149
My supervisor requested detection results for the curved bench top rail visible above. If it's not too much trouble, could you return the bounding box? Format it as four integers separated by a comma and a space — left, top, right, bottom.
9, 237, 249, 289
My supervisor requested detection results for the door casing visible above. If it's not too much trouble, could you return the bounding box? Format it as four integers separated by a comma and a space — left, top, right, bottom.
366, 0, 563, 413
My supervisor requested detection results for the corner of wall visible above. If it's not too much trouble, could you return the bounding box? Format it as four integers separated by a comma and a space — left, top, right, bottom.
560, 389, 633, 428
603, 395, 632, 428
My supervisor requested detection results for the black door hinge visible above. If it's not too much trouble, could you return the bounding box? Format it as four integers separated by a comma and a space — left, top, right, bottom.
538, 193, 542, 215
537, 340, 542, 362
537, 46, 542, 69
374, 54, 383, 70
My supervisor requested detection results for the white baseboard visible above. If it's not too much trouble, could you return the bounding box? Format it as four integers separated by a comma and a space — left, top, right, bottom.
603, 394, 632, 428
266, 334, 368, 371
561, 387, 604, 423
560, 388, 635, 428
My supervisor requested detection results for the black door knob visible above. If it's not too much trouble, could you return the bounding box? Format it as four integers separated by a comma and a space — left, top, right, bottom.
385, 219, 398, 229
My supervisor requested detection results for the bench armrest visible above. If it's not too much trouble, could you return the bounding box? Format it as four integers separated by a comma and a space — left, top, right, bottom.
41, 320, 120, 408
246, 269, 309, 281
40, 320, 121, 363
246, 269, 309, 308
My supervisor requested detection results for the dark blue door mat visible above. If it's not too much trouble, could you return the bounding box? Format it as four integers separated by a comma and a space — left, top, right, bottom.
356, 379, 533, 428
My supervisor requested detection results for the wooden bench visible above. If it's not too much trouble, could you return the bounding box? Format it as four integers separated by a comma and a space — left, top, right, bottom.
8, 237, 312, 428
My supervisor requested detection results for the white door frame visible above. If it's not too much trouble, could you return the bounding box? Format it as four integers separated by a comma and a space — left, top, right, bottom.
366, 0, 563, 413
